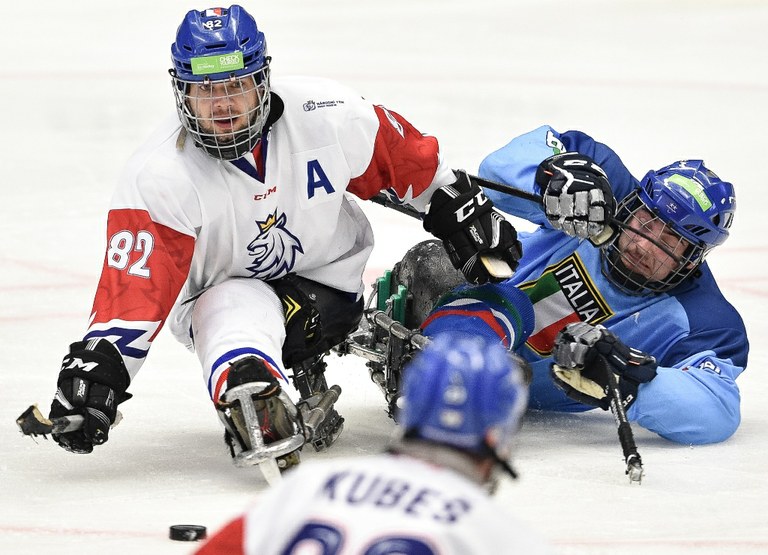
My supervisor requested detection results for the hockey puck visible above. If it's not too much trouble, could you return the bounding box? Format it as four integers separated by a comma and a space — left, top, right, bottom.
169, 524, 207, 542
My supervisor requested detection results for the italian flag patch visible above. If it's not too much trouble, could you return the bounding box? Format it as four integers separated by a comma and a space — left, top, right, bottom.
520, 254, 612, 355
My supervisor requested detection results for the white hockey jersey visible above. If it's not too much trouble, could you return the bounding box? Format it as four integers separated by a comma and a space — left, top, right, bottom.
194, 453, 554, 555
83, 76, 455, 379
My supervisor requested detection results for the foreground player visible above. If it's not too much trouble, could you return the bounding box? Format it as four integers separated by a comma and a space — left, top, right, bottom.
414, 126, 747, 445
195, 332, 553, 554
46, 5, 520, 473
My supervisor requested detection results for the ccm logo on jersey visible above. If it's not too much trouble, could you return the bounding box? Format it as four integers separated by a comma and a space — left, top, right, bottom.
254, 186, 277, 201
683, 359, 721, 374
698, 359, 721, 374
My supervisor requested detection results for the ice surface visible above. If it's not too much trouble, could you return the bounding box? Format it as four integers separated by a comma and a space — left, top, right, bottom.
3, 1, 767, 553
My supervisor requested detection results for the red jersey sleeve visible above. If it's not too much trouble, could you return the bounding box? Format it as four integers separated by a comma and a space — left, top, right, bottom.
85, 208, 194, 373
193, 517, 246, 555
347, 105, 443, 202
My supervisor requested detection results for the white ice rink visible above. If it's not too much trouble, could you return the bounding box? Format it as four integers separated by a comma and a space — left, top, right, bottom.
3, 1, 768, 553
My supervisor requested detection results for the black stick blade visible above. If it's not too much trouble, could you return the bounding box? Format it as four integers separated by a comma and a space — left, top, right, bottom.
16, 405, 54, 436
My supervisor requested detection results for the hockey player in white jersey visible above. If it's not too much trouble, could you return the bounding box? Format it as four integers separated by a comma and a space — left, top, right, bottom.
45, 5, 521, 477
194, 332, 554, 555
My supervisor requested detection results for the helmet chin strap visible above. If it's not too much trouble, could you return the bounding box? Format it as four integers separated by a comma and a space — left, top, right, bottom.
492, 451, 519, 480
600, 191, 708, 295
197, 129, 257, 161
171, 67, 272, 161
603, 240, 701, 295
185, 100, 269, 160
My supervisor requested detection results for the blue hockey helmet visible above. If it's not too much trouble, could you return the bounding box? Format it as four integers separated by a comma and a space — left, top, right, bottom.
170, 5, 268, 82
638, 160, 735, 251
602, 160, 735, 294
399, 332, 528, 473
169, 5, 271, 160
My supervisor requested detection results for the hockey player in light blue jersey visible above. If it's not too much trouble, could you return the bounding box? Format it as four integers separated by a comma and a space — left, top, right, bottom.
420, 126, 747, 445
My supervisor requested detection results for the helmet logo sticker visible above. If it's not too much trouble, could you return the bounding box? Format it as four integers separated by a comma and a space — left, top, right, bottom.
191, 52, 244, 75
662, 199, 679, 215
202, 19, 223, 30
440, 371, 467, 429
666, 174, 713, 211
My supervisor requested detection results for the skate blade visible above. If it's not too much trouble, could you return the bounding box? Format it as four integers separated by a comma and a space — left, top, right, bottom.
258, 458, 282, 485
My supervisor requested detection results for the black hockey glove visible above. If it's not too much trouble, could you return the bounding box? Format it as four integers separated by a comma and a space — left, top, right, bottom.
536, 153, 616, 246
423, 170, 522, 284
49, 338, 131, 453
550, 322, 657, 410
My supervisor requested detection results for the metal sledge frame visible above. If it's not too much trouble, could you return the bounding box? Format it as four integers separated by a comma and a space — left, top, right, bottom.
336, 199, 645, 482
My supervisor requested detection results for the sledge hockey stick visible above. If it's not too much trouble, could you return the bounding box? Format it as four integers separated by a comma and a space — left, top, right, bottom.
370, 175, 684, 268
473, 172, 647, 482
469, 174, 542, 204
368, 174, 542, 219
16, 404, 123, 437
605, 371, 644, 483
369, 193, 423, 220
371, 174, 615, 246
469, 174, 616, 246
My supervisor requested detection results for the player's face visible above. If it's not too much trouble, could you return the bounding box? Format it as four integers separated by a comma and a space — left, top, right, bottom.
186, 76, 264, 143
617, 207, 692, 281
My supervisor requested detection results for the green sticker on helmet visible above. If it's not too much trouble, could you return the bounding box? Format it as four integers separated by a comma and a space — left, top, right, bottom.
190, 51, 244, 75
667, 174, 712, 211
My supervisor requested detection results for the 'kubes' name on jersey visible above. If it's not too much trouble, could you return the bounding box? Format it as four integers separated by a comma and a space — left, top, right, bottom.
320, 470, 472, 524
521, 254, 613, 355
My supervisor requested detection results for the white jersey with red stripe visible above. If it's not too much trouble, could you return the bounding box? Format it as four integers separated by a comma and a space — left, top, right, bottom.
194, 453, 553, 555
83, 76, 455, 380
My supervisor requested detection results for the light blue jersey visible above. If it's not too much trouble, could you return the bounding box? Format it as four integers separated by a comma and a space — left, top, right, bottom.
425, 126, 748, 444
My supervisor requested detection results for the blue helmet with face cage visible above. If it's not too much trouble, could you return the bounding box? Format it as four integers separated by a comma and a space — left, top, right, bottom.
169, 6, 271, 160
636, 160, 735, 252
398, 332, 528, 475
602, 160, 736, 294
171, 5, 268, 82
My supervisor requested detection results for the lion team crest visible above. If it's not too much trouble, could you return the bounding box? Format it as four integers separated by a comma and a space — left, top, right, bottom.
246, 211, 304, 279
